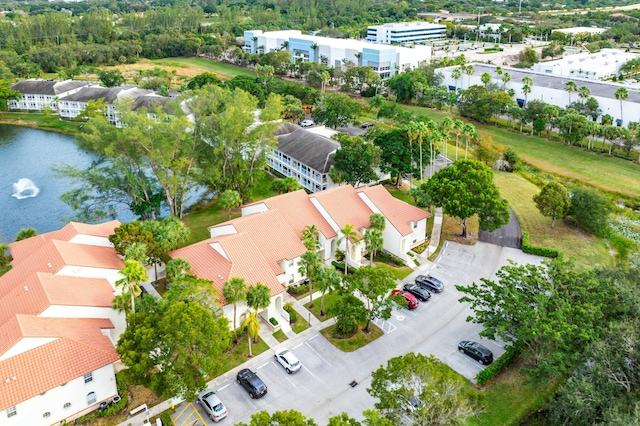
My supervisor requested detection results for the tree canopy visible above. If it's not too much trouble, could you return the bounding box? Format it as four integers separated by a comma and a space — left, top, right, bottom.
533, 181, 570, 228
426, 159, 509, 237
312, 93, 361, 129
330, 133, 381, 187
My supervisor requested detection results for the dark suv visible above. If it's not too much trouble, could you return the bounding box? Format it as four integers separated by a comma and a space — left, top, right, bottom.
415, 275, 444, 293
237, 368, 268, 398
458, 341, 493, 365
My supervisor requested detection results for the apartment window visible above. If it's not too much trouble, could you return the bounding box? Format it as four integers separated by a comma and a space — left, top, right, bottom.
87, 392, 97, 405
413, 222, 418, 229
43, 412, 51, 419
63, 402, 71, 409
6, 406, 17, 418
84, 372, 93, 384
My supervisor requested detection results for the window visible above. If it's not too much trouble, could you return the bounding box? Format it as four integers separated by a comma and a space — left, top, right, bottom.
87, 392, 97, 405
6, 406, 17, 418
84, 372, 93, 384
43, 412, 51, 419
64, 402, 71, 409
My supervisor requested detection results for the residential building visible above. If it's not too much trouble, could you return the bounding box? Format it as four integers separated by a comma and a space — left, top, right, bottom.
440, 63, 640, 126
170, 185, 429, 330
0, 221, 126, 426
532, 49, 640, 80
366, 22, 447, 45
269, 123, 340, 193
8, 79, 93, 112
243, 30, 432, 78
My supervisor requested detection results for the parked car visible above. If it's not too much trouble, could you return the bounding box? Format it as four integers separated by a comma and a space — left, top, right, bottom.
298, 119, 314, 127
415, 275, 444, 293
391, 289, 419, 309
458, 341, 494, 365
361, 122, 375, 129
275, 348, 302, 374
197, 389, 228, 422
403, 283, 431, 302
237, 368, 268, 398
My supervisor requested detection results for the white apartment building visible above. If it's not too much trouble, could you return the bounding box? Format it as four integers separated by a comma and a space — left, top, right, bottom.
8, 79, 93, 112
243, 30, 432, 78
532, 49, 640, 80
366, 22, 447, 45
440, 63, 640, 126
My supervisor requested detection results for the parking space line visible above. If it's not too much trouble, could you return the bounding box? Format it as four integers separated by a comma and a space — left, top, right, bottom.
302, 365, 317, 378
256, 362, 270, 370
305, 341, 332, 367
308, 333, 320, 342
292, 343, 303, 350
218, 383, 231, 391
403, 308, 417, 316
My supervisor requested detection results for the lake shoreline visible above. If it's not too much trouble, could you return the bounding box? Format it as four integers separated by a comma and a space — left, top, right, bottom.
0, 113, 82, 136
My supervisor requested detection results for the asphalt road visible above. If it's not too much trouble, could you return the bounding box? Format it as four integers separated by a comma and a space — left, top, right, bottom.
478, 207, 522, 249
191, 241, 543, 425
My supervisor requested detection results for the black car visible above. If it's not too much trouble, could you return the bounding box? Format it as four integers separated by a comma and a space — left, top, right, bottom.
415, 275, 444, 293
403, 283, 431, 302
361, 122, 375, 129
458, 341, 494, 365
236, 368, 268, 398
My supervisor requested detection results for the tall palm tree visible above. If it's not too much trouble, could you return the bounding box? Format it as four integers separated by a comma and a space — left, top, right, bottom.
564, 81, 578, 104
302, 224, 320, 250
578, 85, 591, 104
501, 72, 511, 91
310, 43, 319, 62
364, 229, 383, 266
242, 311, 260, 357
451, 67, 462, 90
321, 71, 330, 94
0, 243, 10, 271
405, 122, 419, 187
315, 266, 342, 316
462, 123, 477, 160
339, 224, 361, 274
464, 65, 475, 88
298, 250, 322, 308
614, 87, 629, 123
439, 116, 453, 164
521, 76, 533, 106
116, 259, 148, 315
223, 277, 247, 332
452, 119, 465, 161
425, 120, 439, 177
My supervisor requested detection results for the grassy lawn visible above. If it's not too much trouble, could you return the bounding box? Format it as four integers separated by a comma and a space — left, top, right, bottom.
320, 322, 383, 352
151, 57, 256, 79
182, 170, 278, 245
272, 329, 288, 342
373, 262, 413, 280
493, 171, 612, 269
305, 289, 341, 321
400, 104, 640, 200
210, 335, 269, 377
288, 309, 310, 333
0, 112, 83, 135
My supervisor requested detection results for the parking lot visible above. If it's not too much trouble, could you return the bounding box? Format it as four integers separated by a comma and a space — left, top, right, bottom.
185, 241, 543, 425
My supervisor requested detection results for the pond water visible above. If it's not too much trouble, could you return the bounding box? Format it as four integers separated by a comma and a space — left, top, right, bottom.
0, 125, 125, 244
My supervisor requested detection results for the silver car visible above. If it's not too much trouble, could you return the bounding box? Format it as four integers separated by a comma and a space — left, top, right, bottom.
197, 389, 228, 422
275, 348, 302, 373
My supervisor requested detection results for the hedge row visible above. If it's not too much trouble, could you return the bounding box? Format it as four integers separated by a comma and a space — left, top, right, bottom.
331, 261, 354, 274
476, 345, 521, 386
522, 232, 564, 260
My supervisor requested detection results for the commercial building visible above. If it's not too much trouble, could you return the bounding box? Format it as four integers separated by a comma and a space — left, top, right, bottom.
243, 30, 432, 79
532, 49, 640, 80
440, 63, 640, 126
551, 26, 608, 36
365, 22, 447, 45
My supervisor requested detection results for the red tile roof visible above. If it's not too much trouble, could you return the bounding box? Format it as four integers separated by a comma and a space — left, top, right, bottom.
0, 325, 118, 411
211, 209, 306, 276
310, 186, 373, 237
357, 185, 430, 236
257, 190, 337, 239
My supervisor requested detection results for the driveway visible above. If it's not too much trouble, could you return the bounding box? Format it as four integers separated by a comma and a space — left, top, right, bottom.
478, 207, 522, 249
188, 241, 543, 425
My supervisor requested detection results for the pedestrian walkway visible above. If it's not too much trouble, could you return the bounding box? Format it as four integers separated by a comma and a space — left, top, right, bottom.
116, 206, 446, 426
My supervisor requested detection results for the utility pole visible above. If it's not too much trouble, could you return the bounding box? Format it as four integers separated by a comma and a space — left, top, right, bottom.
519, 0, 523, 14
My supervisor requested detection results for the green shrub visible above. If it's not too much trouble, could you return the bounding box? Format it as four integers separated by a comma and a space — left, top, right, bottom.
412, 241, 428, 254
269, 317, 279, 326
476, 345, 520, 386
407, 251, 415, 257
374, 250, 405, 266
522, 232, 563, 259
161, 412, 173, 425
287, 283, 309, 296
331, 260, 353, 274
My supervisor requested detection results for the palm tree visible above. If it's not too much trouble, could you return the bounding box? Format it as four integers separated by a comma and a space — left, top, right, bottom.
578, 86, 591, 104
481, 72, 491, 87
425, 120, 439, 178
615, 87, 629, 124
0, 243, 10, 270
223, 277, 247, 332
368, 94, 384, 111
321, 71, 330, 94
440, 116, 453, 163
339, 224, 361, 274
218, 190, 242, 220
452, 119, 464, 161
406, 122, 418, 187
298, 250, 322, 308
280, 41, 289, 51
462, 123, 477, 160
314, 266, 342, 316
310, 43, 319, 62
242, 311, 260, 357
116, 259, 148, 315
564, 81, 578, 104
501, 72, 511, 91
302, 224, 320, 250
451, 67, 462, 90
464, 65, 475, 88
495, 66, 503, 77
521, 76, 533, 106
365, 213, 386, 265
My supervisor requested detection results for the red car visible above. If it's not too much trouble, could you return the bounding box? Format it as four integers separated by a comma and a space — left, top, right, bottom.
391, 289, 419, 309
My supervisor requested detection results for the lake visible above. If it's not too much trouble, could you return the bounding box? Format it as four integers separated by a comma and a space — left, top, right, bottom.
0, 125, 108, 244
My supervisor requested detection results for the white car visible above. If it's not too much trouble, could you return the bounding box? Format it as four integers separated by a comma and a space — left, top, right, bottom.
274, 348, 302, 373
197, 389, 228, 422
298, 119, 314, 127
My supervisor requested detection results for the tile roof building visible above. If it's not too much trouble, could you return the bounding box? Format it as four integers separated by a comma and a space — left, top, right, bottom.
171, 185, 429, 331
0, 221, 126, 426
